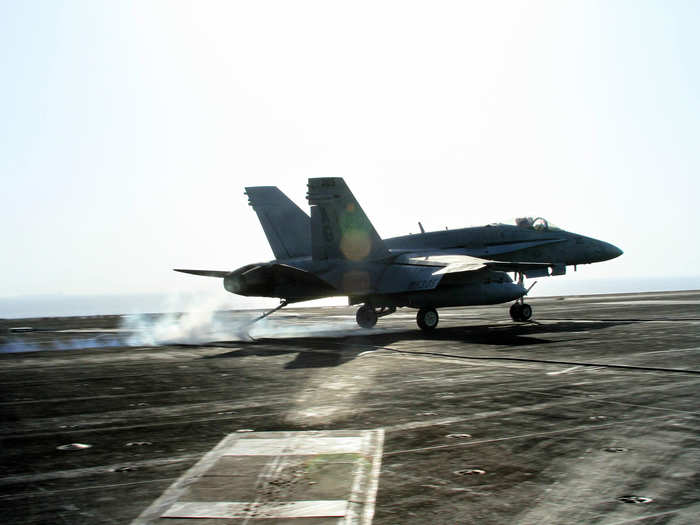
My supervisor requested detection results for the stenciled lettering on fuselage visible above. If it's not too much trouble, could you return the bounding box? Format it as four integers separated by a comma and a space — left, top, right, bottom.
408, 278, 440, 290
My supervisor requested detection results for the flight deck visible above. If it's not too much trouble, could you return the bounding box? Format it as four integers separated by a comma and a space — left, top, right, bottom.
1, 290, 700, 524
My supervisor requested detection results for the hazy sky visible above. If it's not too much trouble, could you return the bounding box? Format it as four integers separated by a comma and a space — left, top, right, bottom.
2, 1, 699, 302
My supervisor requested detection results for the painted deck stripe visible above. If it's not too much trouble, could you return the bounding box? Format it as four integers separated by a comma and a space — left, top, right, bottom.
162, 500, 348, 519
363, 428, 385, 524
592, 300, 700, 305
131, 429, 385, 525
547, 366, 582, 376
224, 436, 363, 456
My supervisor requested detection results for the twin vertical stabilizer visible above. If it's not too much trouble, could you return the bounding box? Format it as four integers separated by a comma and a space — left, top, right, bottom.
307, 178, 390, 262
245, 186, 311, 260
246, 179, 390, 263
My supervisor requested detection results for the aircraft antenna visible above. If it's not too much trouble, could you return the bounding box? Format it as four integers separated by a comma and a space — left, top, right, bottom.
418, 222, 425, 234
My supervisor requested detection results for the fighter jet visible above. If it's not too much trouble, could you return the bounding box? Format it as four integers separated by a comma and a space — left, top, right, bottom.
176, 178, 622, 331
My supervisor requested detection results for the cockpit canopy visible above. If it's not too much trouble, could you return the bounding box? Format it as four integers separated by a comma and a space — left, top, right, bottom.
515, 217, 561, 232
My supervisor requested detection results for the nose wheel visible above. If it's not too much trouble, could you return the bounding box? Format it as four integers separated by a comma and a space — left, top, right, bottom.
509, 302, 532, 322
510, 271, 534, 322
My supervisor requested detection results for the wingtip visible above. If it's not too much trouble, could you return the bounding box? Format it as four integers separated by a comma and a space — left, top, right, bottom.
173, 269, 231, 278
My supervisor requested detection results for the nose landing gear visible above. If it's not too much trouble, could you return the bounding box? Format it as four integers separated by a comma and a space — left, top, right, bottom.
509, 302, 532, 322
510, 272, 534, 322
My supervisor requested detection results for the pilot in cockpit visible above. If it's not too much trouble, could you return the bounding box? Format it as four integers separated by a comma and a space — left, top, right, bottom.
515, 216, 559, 232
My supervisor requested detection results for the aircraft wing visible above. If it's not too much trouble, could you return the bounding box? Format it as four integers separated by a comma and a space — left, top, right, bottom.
475, 260, 558, 274
394, 253, 555, 276
368, 253, 558, 295
174, 269, 231, 277
397, 254, 485, 272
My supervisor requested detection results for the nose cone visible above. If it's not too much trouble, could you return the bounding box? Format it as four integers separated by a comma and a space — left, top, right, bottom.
599, 241, 623, 261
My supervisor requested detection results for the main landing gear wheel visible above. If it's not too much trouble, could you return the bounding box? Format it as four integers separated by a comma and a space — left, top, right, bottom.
356, 305, 378, 329
417, 308, 439, 331
509, 302, 533, 322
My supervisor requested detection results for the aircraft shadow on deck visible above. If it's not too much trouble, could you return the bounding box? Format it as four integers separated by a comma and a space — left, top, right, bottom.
202, 320, 633, 369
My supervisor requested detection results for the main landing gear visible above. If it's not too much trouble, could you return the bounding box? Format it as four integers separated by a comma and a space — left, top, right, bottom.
356, 305, 396, 329
510, 272, 534, 322
417, 307, 439, 331
355, 304, 439, 332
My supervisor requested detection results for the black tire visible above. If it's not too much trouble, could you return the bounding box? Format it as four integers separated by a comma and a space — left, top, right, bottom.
509, 303, 523, 322
356, 306, 378, 329
417, 308, 439, 331
520, 303, 533, 321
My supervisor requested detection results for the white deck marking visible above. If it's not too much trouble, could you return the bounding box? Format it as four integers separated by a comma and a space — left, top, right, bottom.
131, 429, 384, 525
592, 300, 700, 305
363, 428, 385, 524
547, 366, 582, 376
162, 500, 349, 518
224, 436, 364, 456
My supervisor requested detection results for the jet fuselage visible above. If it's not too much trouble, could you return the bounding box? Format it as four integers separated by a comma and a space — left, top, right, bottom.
385, 223, 622, 266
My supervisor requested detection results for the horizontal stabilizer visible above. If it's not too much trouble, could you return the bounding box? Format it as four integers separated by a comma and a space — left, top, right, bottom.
173, 269, 231, 278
